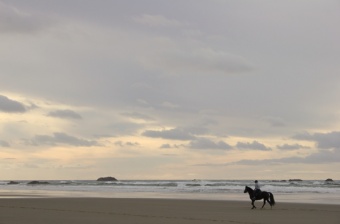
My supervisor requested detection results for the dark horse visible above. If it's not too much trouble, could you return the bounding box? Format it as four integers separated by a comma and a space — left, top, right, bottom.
244, 186, 275, 209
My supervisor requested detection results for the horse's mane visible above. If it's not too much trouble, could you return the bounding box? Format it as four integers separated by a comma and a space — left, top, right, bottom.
245, 186, 253, 192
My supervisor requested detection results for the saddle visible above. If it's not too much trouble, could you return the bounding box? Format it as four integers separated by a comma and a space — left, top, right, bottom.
254, 189, 262, 198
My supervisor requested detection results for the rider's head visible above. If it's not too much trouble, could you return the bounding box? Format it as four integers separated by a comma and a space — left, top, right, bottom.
255, 180, 258, 183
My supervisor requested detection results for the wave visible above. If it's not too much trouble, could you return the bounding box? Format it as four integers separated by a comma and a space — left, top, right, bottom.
1, 180, 339, 195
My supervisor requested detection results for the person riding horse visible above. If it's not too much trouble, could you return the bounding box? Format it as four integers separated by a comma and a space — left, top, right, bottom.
252, 180, 261, 200
244, 185, 275, 209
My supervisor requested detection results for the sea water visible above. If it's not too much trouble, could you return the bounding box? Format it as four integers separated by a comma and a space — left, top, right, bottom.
0, 179, 339, 204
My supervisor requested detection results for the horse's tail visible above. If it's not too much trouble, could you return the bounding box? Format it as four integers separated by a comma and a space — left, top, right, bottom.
269, 193, 275, 206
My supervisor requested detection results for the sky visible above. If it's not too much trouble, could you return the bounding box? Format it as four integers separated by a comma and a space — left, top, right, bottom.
0, 0, 340, 180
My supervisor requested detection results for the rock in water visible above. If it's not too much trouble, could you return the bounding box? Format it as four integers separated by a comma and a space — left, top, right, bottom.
289, 179, 302, 182
7, 181, 20, 185
27, 181, 50, 185
97, 176, 117, 181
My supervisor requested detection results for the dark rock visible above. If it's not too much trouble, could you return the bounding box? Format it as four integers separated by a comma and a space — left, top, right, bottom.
7, 181, 20, 185
325, 178, 333, 182
289, 179, 303, 182
97, 176, 117, 181
27, 181, 50, 185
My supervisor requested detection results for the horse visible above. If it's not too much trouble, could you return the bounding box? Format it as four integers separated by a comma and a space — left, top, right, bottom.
244, 186, 275, 209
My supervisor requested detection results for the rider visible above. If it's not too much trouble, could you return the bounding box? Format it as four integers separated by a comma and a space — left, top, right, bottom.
252, 180, 261, 200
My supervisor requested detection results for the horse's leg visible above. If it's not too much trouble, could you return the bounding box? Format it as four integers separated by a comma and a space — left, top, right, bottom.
251, 200, 256, 209
267, 198, 272, 209
261, 199, 266, 209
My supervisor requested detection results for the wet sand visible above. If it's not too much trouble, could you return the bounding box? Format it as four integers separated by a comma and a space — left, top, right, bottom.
0, 198, 339, 224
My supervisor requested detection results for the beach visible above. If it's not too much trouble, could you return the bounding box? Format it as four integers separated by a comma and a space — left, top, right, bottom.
1, 180, 339, 223
0, 197, 339, 224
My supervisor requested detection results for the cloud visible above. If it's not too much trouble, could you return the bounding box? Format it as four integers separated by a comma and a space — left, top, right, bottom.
0, 2, 53, 34
161, 101, 180, 109
114, 141, 140, 147
277, 143, 310, 150
31, 132, 98, 147
160, 144, 172, 149
236, 140, 272, 151
293, 132, 316, 141
133, 14, 185, 27
262, 116, 286, 127
160, 143, 183, 149
120, 112, 154, 121
153, 47, 253, 75
293, 131, 340, 149
108, 122, 145, 136
47, 109, 82, 119
142, 128, 196, 140
0, 95, 26, 113
189, 138, 232, 150
0, 140, 10, 147
234, 150, 340, 165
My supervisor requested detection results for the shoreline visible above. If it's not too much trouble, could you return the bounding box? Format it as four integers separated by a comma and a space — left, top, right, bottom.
0, 197, 339, 224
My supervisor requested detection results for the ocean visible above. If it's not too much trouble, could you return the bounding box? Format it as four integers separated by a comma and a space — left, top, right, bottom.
1, 179, 339, 204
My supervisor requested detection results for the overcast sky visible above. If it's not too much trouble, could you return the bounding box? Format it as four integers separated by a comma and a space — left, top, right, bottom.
1, 0, 340, 180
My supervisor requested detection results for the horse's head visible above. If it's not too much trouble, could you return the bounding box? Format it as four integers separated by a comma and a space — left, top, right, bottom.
244, 186, 253, 193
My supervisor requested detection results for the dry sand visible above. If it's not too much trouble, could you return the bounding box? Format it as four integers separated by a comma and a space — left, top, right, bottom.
0, 198, 339, 224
